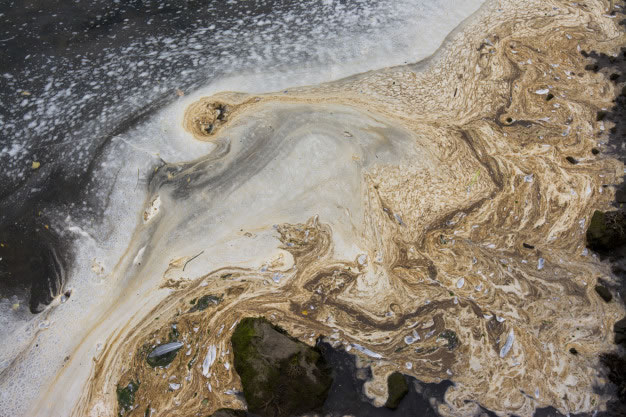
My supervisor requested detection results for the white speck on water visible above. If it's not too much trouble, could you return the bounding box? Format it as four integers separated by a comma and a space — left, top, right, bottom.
537, 258, 545, 270
500, 330, 515, 358
404, 330, 420, 345
456, 277, 465, 288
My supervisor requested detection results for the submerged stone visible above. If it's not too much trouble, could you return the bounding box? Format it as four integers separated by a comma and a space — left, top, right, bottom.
385, 372, 409, 409
595, 284, 613, 303
615, 317, 626, 347
146, 341, 183, 367
586, 210, 626, 253
231, 317, 332, 417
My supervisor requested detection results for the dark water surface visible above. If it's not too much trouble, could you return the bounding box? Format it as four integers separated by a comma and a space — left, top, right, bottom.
0, 0, 424, 312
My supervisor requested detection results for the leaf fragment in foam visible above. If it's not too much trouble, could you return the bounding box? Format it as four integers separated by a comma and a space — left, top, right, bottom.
499, 330, 515, 358
202, 345, 217, 377
351, 343, 382, 359
148, 342, 184, 358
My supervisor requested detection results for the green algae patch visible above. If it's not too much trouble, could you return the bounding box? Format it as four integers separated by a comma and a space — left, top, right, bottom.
231, 317, 332, 417
189, 294, 222, 312
116, 380, 139, 416
385, 372, 409, 409
438, 329, 459, 350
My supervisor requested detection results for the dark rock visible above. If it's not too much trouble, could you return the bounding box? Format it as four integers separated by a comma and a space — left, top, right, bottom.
385, 372, 409, 409
586, 210, 626, 253
209, 409, 247, 417
615, 317, 626, 347
591, 148, 600, 155
600, 352, 626, 405
317, 340, 453, 416
595, 284, 613, 302
569, 347, 578, 355
116, 380, 139, 416
231, 317, 332, 417
146, 342, 183, 367
523, 243, 535, 249
565, 156, 578, 165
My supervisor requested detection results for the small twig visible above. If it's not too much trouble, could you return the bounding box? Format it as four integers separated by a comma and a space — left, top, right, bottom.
183, 250, 204, 271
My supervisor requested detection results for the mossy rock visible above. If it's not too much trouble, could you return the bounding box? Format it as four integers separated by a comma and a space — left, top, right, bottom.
116, 380, 139, 416
385, 372, 409, 409
586, 210, 626, 253
209, 408, 247, 417
231, 317, 332, 417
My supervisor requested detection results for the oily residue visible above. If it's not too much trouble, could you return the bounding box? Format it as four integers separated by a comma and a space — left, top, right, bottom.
46, 0, 626, 416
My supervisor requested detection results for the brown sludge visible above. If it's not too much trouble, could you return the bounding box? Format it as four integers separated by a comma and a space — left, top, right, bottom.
70, 0, 625, 416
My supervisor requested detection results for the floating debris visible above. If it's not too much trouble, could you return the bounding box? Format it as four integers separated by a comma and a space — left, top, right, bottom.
202, 345, 217, 377
352, 343, 382, 359
537, 258, 545, 270
404, 330, 420, 345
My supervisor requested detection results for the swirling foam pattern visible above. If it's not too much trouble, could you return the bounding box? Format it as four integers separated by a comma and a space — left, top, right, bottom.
29, 0, 626, 416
